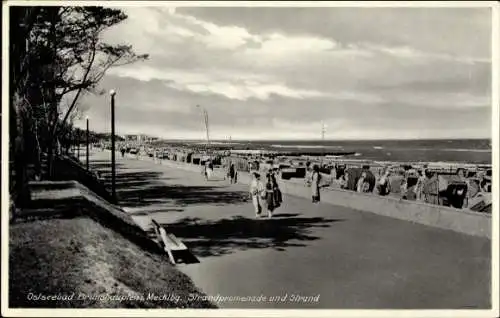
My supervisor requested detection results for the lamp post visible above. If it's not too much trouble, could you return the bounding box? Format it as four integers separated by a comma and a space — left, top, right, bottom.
77, 130, 80, 160
321, 121, 326, 166
110, 89, 116, 201
86, 116, 90, 171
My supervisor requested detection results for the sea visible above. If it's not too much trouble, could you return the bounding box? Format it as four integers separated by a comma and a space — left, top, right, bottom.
157, 139, 492, 165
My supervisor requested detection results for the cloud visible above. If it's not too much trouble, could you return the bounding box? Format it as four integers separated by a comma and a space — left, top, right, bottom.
77, 6, 492, 140
109, 66, 328, 101
363, 43, 490, 64
177, 7, 491, 61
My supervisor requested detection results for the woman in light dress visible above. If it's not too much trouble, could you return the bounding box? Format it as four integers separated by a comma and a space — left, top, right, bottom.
311, 165, 322, 203
422, 171, 440, 205
414, 169, 427, 201
357, 172, 368, 193
304, 161, 313, 186
206, 161, 214, 179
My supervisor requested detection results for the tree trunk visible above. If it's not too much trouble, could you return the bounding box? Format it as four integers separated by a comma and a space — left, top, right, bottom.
11, 92, 31, 209
45, 8, 61, 179
33, 122, 42, 180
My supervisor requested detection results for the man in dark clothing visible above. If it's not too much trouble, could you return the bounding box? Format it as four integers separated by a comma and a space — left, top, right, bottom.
229, 163, 236, 184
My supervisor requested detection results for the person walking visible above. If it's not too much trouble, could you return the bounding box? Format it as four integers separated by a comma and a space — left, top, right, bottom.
153, 148, 158, 163
229, 163, 236, 184
422, 171, 440, 205
305, 161, 313, 186
207, 160, 214, 180
226, 161, 231, 181
311, 165, 322, 203
270, 170, 282, 208
414, 168, 427, 201
265, 172, 276, 218
250, 172, 266, 218
202, 162, 208, 181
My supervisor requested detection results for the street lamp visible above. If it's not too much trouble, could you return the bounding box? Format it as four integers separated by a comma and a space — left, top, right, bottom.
77, 129, 80, 160
86, 116, 90, 171
110, 89, 116, 201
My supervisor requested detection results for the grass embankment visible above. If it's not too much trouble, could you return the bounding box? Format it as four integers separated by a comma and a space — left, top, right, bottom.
10, 215, 216, 308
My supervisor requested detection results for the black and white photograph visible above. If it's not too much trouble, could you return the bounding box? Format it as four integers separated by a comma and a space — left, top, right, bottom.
2, 1, 499, 317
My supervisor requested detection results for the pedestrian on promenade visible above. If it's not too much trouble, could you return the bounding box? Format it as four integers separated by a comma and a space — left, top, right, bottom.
250, 172, 266, 218
414, 168, 427, 201
377, 168, 391, 196
266, 172, 277, 218
311, 165, 322, 203
422, 171, 440, 205
305, 161, 313, 186
229, 163, 238, 184
270, 170, 282, 208
357, 172, 367, 193
225, 161, 231, 181
202, 163, 208, 181
206, 161, 214, 180
340, 171, 349, 189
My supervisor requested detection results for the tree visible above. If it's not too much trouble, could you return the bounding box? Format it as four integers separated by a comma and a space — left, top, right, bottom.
52, 7, 149, 136
9, 6, 148, 207
9, 6, 44, 209
45, 7, 148, 176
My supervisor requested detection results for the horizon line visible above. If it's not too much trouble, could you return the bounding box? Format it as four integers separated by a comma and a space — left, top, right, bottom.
92, 134, 491, 142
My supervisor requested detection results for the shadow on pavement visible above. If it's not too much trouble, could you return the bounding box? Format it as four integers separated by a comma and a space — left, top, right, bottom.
92, 162, 249, 209
161, 216, 344, 257
87, 157, 347, 259
117, 184, 250, 208
89, 160, 127, 171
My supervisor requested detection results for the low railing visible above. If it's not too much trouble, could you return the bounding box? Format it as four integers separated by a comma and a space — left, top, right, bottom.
52, 154, 116, 204
155, 154, 492, 238
103, 148, 493, 212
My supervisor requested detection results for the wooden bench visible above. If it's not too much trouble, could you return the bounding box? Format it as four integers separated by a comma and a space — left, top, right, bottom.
151, 219, 188, 265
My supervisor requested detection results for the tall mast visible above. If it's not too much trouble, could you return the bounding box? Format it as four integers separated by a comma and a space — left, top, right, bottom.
321, 121, 325, 142
204, 109, 210, 146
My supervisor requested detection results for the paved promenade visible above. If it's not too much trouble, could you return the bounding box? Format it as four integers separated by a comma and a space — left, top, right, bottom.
88, 151, 490, 309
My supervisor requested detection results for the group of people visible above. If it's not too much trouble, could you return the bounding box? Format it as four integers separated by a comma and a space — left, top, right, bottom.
375, 166, 484, 209
250, 170, 283, 219
201, 161, 239, 184
310, 161, 484, 210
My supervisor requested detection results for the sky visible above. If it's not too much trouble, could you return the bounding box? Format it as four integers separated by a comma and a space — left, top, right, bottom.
74, 5, 492, 140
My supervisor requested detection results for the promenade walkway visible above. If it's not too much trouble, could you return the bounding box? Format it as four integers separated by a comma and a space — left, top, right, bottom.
88, 151, 490, 309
